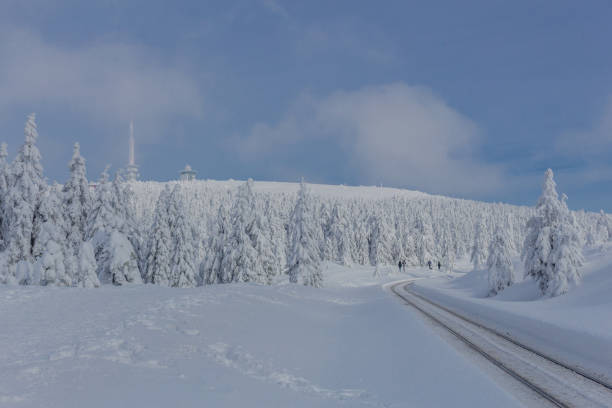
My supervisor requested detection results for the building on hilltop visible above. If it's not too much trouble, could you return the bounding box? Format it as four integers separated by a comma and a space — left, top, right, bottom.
125, 120, 139, 181
180, 164, 196, 181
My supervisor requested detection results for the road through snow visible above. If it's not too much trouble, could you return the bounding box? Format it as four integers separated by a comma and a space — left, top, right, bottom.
390, 280, 612, 408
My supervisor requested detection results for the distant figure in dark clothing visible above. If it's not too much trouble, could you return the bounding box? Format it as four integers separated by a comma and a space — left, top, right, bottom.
402, 260, 406, 271
437, 261, 441, 270
398, 260, 402, 272
427, 260, 432, 270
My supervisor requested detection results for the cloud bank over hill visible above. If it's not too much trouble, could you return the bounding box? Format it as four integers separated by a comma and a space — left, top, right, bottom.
236, 83, 503, 197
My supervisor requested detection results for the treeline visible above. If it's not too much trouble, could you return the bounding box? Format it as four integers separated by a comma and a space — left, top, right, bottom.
0, 114, 610, 294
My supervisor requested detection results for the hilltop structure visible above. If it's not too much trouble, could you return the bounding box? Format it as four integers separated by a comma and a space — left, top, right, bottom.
180, 164, 196, 181
125, 121, 139, 181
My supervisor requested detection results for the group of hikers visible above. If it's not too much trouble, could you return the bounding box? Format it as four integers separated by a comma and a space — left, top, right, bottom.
397, 259, 441, 272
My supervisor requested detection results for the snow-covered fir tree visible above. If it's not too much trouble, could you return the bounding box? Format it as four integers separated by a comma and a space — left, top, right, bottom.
144, 186, 173, 285
415, 215, 435, 267
75, 241, 100, 288
166, 184, 198, 287
4, 113, 47, 268
248, 193, 280, 284
86, 167, 115, 241
62, 143, 91, 254
201, 203, 230, 284
144, 185, 198, 287
0, 143, 9, 249
98, 230, 141, 285
487, 227, 515, 295
523, 169, 584, 297
470, 220, 488, 270
595, 209, 611, 243
31, 184, 71, 286
221, 179, 261, 283
88, 168, 141, 285
368, 214, 393, 266
287, 181, 323, 287
263, 196, 287, 272
119, 176, 145, 272
327, 203, 354, 265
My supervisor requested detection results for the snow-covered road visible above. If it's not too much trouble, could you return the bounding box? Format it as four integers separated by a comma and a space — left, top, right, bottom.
0, 272, 524, 407
390, 280, 612, 407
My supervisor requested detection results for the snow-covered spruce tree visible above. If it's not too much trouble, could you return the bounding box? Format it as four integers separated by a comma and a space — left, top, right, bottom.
487, 227, 515, 295
86, 167, 115, 240
62, 143, 91, 254
0, 143, 9, 249
327, 203, 354, 265
368, 214, 393, 266
88, 168, 141, 285
263, 196, 287, 274
98, 231, 141, 285
220, 179, 260, 283
523, 169, 583, 297
415, 215, 435, 267
118, 176, 146, 272
31, 184, 72, 286
75, 241, 100, 288
166, 184, 198, 287
287, 181, 322, 287
201, 203, 230, 284
4, 113, 47, 271
391, 224, 405, 267
439, 223, 455, 272
596, 209, 611, 243
144, 186, 173, 285
318, 202, 334, 261
252, 206, 280, 285
470, 221, 488, 270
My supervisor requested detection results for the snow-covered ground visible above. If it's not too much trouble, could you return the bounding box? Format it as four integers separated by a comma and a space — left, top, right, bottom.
0, 263, 523, 408
412, 244, 612, 385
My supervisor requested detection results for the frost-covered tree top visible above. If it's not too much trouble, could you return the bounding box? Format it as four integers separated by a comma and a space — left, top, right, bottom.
63, 142, 91, 252
0, 143, 7, 165
536, 169, 562, 222
288, 181, 323, 287
4, 113, 47, 264
487, 226, 515, 295
11, 113, 45, 204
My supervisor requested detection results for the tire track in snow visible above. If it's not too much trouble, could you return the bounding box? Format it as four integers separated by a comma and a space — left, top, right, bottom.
390, 280, 612, 408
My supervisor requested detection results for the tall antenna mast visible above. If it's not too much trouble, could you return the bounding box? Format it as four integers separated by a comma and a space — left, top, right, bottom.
129, 120, 135, 166
125, 120, 139, 181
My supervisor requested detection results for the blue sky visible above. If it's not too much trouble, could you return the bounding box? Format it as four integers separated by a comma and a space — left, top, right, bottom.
1, 1, 611, 211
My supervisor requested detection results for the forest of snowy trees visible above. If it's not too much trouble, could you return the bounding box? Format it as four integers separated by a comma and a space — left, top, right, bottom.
0, 114, 610, 297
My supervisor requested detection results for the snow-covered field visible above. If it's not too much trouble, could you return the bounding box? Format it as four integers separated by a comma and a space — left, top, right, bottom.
0, 264, 524, 408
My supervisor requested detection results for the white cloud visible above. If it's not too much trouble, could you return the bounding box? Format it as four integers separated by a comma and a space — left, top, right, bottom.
236, 83, 504, 196
551, 96, 612, 184
261, 0, 290, 19
0, 27, 206, 144
556, 97, 612, 159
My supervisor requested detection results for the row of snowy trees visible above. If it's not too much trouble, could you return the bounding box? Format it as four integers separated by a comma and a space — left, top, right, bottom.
0, 114, 324, 288
0, 114, 609, 293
